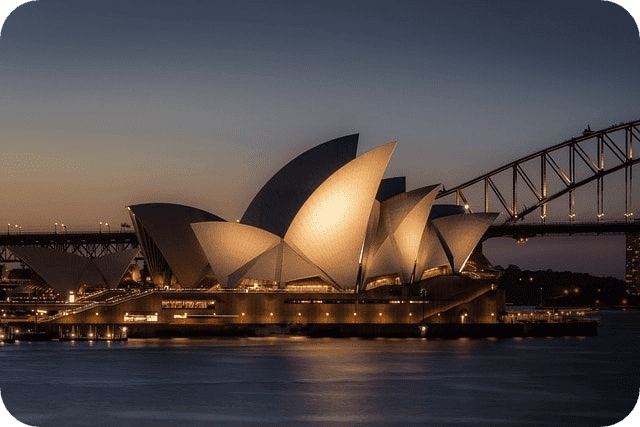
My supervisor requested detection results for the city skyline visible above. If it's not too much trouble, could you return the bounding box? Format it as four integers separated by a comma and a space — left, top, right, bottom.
2, 1, 640, 278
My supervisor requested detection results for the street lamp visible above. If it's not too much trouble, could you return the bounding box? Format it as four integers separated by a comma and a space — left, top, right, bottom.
61, 223, 67, 233
99, 221, 103, 233
105, 222, 110, 233
6, 224, 9, 235
54, 222, 58, 234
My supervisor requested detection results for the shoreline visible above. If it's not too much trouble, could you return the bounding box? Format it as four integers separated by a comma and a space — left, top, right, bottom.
3, 320, 598, 341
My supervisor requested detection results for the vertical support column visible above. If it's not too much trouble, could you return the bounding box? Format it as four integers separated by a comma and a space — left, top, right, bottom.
541, 153, 547, 223
484, 178, 489, 213
569, 143, 575, 222
597, 134, 604, 221
512, 165, 518, 220
455, 189, 460, 206
626, 127, 634, 221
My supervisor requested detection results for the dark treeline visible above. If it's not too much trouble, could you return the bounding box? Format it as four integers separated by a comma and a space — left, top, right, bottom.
497, 265, 637, 307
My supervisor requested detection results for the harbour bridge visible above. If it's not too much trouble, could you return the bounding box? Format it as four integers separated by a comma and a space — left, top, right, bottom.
2, 119, 640, 285
435, 118, 640, 286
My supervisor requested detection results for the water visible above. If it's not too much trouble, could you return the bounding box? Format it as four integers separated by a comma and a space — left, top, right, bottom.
1, 311, 638, 427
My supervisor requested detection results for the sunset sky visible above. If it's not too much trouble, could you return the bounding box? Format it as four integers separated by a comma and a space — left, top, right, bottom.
1, 0, 639, 277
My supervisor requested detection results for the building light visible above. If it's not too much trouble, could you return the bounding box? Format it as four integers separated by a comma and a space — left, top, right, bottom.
298, 313, 301, 316
326, 312, 329, 316
241, 313, 245, 316
353, 312, 357, 316
270, 313, 273, 316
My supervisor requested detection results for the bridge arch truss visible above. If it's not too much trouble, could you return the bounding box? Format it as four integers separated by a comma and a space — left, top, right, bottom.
436, 119, 640, 224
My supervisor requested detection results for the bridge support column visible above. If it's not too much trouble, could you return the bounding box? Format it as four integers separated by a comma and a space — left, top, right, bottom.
625, 232, 640, 293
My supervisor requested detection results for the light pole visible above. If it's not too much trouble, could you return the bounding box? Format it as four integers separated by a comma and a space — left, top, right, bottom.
6, 224, 9, 235
105, 222, 110, 233
54, 222, 58, 234
61, 223, 67, 233
99, 221, 103, 233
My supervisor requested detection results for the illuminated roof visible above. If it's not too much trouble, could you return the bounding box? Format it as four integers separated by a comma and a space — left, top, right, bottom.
365, 185, 440, 283
128, 203, 224, 288
92, 248, 141, 288
8, 246, 138, 295
416, 222, 450, 274
430, 212, 498, 272
128, 135, 499, 291
284, 142, 396, 289
241, 134, 359, 237
191, 222, 280, 288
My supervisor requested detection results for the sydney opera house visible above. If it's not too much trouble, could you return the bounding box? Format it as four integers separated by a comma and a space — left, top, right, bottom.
7, 134, 506, 337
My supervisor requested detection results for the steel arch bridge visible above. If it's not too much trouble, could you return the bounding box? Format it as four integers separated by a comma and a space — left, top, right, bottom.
436, 119, 640, 224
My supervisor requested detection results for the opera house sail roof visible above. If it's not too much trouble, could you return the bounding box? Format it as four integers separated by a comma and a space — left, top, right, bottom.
120, 134, 499, 291
7, 135, 499, 297
241, 134, 359, 238
128, 203, 225, 288
8, 246, 138, 297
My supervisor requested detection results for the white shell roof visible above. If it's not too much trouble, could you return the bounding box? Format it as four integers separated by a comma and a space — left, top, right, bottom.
416, 221, 450, 274
8, 246, 137, 295
284, 142, 396, 289
191, 222, 281, 288
369, 184, 440, 283
92, 248, 140, 289
430, 212, 499, 272
128, 203, 224, 288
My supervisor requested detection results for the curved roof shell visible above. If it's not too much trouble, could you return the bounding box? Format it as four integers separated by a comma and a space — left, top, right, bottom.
92, 248, 140, 289
416, 222, 450, 275
128, 203, 225, 288
241, 134, 359, 237
8, 247, 138, 296
388, 185, 440, 283
366, 184, 440, 283
191, 222, 281, 288
192, 222, 334, 288
284, 142, 396, 289
430, 212, 498, 272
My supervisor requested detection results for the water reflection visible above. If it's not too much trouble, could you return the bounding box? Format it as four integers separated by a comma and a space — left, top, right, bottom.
0, 312, 638, 427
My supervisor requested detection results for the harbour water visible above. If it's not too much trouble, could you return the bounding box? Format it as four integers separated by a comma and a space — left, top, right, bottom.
1, 311, 638, 427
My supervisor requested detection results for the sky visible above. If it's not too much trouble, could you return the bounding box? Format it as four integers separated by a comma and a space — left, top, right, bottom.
1, 0, 640, 278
